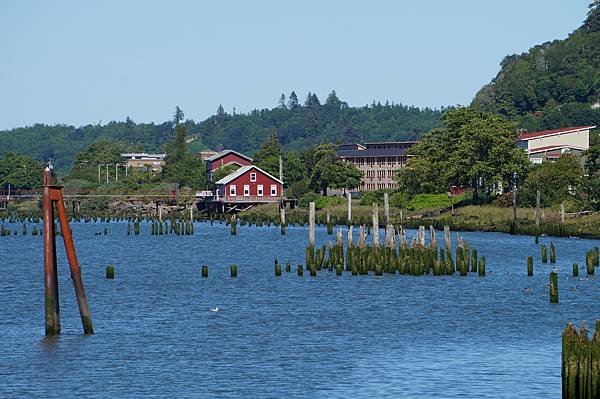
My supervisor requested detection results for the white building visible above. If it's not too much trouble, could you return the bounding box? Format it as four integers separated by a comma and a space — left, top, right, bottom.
517, 126, 596, 163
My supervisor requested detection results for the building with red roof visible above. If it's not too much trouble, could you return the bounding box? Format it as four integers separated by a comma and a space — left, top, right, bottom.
517, 126, 595, 163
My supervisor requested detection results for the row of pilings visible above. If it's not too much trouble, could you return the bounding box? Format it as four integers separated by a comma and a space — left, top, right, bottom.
563, 321, 600, 399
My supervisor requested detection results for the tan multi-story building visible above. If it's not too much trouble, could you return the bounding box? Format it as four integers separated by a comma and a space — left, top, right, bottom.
338, 141, 416, 191
121, 153, 166, 172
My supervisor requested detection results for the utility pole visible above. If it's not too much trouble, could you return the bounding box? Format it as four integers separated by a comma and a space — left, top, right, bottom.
98, 164, 101, 182
115, 164, 118, 182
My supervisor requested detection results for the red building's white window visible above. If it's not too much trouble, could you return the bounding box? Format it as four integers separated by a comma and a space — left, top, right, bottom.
270, 185, 277, 196
244, 185, 250, 196
250, 173, 257, 182
257, 185, 263, 196
229, 185, 236, 196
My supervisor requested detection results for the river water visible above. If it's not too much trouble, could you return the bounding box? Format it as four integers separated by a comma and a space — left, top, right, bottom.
1, 221, 599, 398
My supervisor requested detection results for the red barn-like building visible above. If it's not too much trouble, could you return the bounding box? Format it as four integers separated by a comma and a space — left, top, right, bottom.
205, 150, 253, 182
215, 165, 283, 203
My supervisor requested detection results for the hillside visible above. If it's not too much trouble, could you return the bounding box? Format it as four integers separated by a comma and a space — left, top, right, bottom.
0, 91, 442, 172
472, 2, 600, 131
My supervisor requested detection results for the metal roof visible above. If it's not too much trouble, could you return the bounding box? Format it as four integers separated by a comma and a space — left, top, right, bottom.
206, 149, 253, 162
338, 147, 412, 158
518, 126, 596, 141
215, 165, 283, 185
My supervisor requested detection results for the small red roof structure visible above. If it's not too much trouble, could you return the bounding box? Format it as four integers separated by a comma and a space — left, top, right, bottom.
518, 126, 596, 141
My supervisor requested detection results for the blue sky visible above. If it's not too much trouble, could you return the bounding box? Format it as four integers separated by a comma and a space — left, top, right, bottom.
0, 0, 590, 130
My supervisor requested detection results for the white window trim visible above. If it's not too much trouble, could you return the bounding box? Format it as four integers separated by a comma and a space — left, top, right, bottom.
530, 158, 542, 164
229, 185, 236, 196
257, 185, 263, 196
270, 184, 277, 196
243, 184, 250, 196
250, 172, 257, 182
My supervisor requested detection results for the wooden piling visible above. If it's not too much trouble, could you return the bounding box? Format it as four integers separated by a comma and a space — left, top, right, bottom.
535, 190, 541, 228
230, 264, 237, 278
309, 202, 315, 248
527, 256, 533, 276
42, 177, 60, 336
285, 261, 291, 273
105, 265, 115, 279
347, 194, 352, 224
383, 192, 389, 225
478, 256, 486, 276
550, 242, 556, 264
573, 263, 579, 277
201, 265, 208, 278
230, 214, 237, 235
444, 225, 451, 249
280, 205, 286, 235
372, 203, 379, 248
541, 245, 548, 263
560, 203, 565, 224
275, 260, 282, 276
550, 271, 558, 303
297, 265, 303, 276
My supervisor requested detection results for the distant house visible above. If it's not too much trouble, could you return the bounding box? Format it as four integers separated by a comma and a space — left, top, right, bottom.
121, 153, 166, 172
518, 126, 595, 163
205, 150, 253, 183
214, 165, 283, 203
338, 141, 416, 191
197, 150, 218, 161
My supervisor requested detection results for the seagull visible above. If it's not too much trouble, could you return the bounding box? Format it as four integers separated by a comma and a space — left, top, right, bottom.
552, 267, 559, 273
570, 286, 579, 292
525, 287, 533, 293
208, 307, 220, 312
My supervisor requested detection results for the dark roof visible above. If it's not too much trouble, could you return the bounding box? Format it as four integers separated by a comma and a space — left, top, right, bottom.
338, 147, 411, 158
206, 149, 253, 162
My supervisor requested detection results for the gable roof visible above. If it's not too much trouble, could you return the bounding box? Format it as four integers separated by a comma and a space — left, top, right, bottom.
206, 149, 253, 163
215, 165, 283, 185
527, 144, 587, 154
518, 126, 596, 141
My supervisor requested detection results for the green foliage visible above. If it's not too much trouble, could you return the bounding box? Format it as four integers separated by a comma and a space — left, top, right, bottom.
304, 142, 363, 195
406, 193, 470, 211
397, 108, 529, 197
0, 152, 43, 189
161, 154, 205, 189
0, 91, 441, 172
298, 193, 342, 209
359, 189, 393, 206
161, 123, 205, 189
520, 154, 584, 207
389, 192, 410, 208
252, 131, 281, 177
68, 140, 126, 182
211, 163, 240, 183
473, 4, 600, 129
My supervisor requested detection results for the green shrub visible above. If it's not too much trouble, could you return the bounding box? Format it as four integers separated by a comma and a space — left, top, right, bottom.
299, 193, 342, 209
406, 193, 471, 211
359, 189, 394, 206
390, 192, 409, 208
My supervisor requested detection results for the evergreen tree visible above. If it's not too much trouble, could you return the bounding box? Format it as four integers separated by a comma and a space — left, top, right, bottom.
287, 91, 299, 109
278, 94, 287, 109
173, 106, 184, 125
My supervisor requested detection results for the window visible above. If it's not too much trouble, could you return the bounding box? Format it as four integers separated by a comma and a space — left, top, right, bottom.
244, 185, 250, 196
257, 185, 263, 196
229, 185, 236, 196
270, 184, 277, 196
250, 173, 257, 182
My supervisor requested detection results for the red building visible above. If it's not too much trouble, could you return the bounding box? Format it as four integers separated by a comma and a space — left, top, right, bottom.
205, 150, 253, 182
215, 165, 283, 204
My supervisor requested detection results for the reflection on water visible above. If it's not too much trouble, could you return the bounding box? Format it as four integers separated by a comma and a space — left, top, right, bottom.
0, 221, 598, 398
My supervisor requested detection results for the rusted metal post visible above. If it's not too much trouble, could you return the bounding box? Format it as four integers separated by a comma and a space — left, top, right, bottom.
42, 169, 60, 336
54, 190, 94, 334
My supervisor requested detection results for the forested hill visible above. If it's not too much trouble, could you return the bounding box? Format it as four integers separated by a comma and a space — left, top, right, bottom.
0, 91, 442, 172
472, 1, 600, 131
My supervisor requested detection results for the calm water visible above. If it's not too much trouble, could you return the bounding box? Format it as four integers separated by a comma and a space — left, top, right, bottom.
1, 221, 599, 398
